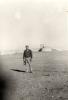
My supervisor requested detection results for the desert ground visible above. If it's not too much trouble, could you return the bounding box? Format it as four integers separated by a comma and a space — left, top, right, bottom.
1, 51, 68, 100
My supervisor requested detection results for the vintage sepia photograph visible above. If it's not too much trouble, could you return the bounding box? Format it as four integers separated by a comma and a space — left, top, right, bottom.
0, 0, 68, 100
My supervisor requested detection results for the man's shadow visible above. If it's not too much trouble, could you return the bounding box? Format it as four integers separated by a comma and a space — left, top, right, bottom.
10, 69, 26, 72
0, 76, 7, 100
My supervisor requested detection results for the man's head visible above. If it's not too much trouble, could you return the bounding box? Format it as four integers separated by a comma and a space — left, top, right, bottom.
25, 45, 29, 50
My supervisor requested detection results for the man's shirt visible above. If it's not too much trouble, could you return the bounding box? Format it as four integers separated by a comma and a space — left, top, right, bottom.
23, 49, 32, 59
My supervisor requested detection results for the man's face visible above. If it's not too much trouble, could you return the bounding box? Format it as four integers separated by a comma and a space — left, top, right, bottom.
26, 46, 29, 50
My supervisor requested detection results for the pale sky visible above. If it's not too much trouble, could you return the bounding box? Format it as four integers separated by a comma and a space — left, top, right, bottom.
0, 0, 68, 51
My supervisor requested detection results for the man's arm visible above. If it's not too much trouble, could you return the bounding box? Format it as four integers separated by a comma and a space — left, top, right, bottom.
30, 50, 32, 59
23, 51, 26, 65
23, 51, 25, 59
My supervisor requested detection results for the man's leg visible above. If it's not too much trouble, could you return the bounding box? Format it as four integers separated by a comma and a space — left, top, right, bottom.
28, 62, 32, 73
27, 58, 32, 73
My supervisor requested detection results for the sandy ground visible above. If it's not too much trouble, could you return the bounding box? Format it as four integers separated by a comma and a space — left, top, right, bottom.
1, 51, 68, 100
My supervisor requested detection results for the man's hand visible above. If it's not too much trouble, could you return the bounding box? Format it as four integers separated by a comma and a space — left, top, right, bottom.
30, 58, 32, 62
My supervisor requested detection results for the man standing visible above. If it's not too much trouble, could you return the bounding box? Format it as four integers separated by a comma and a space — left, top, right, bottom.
23, 45, 32, 73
